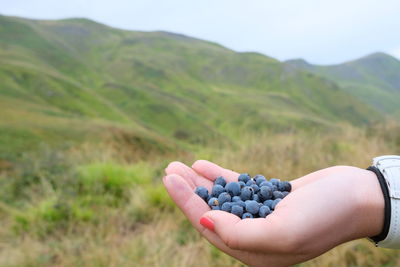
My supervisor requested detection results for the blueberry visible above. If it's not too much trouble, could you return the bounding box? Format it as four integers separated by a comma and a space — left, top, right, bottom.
208, 197, 219, 207
260, 186, 273, 200
250, 184, 260, 193
238, 181, 246, 188
245, 179, 255, 186
287, 182, 292, 192
221, 202, 233, 212
236, 201, 246, 208
280, 181, 292, 192
218, 192, 231, 205
238, 173, 251, 183
245, 200, 260, 215
270, 178, 280, 186
273, 191, 284, 199
281, 191, 289, 198
240, 186, 253, 201
195, 186, 208, 201
259, 205, 271, 218
212, 206, 220, 210
259, 181, 272, 187
211, 184, 225, 197
252, 193, 260, 202
225, 182, 241, 196
277, 181, 286, 191
263, 199, 274, 208
254, 175, 267, 186
232, 196, 241, 202
271, 198, 282, 209
242, 213, 253, 219
231, 205, 244, 217
215, 176, 227, 187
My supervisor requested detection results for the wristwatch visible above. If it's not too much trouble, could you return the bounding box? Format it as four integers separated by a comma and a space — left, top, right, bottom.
369, 155, 400, 248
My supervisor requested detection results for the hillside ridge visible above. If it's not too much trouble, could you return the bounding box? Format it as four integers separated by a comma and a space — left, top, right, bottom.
0, 15, 394, 158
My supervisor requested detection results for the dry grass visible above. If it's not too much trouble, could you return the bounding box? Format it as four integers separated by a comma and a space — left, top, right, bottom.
198, 124, 393, 179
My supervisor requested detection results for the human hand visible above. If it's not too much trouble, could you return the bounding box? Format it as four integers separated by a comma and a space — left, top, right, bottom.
163, 160, 384, 267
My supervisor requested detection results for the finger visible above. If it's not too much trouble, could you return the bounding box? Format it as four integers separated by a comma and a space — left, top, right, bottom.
202, 210, 294, 253
163, 174, 210, 229
165, 161, 212, 190
163, 174, 248, 259
192, 160, 240, 183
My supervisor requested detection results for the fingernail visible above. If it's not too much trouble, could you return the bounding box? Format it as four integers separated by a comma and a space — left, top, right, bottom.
200, 217, 214, 231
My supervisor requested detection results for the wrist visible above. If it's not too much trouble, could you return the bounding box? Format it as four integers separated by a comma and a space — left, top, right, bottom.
353, 168, 385, 239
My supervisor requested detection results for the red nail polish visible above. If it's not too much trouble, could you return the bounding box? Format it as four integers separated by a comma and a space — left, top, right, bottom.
200, 217, 214, 231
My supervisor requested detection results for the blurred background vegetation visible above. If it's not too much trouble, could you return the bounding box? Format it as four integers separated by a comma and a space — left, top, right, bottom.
1, 15, 400, 266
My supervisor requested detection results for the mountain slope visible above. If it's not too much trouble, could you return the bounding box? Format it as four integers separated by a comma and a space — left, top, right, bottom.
285, 52, 400, 117
0, 15, 384, 158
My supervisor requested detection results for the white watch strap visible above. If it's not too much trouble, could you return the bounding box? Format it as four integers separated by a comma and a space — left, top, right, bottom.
374, 155, 400, 248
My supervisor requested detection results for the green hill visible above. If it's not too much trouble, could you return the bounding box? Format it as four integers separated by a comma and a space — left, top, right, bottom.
0, 15, 384, 159
285, 52, 400, 117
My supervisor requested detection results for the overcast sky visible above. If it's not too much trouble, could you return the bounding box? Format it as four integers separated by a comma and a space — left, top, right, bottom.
1, 0, 400, 65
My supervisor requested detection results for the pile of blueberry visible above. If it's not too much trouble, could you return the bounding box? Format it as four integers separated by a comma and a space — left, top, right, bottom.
195, 174, 291, 219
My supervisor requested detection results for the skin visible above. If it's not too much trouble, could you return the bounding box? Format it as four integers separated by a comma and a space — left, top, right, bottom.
163, 160, 384, 267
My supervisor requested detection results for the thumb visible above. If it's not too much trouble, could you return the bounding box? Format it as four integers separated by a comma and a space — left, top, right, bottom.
200, 210, 242, 250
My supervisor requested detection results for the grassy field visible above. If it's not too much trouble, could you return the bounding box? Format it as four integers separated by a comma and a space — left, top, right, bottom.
1, 123, 400, 266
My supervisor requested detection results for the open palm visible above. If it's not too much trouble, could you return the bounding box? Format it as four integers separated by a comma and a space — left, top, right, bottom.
163, 160, 383, 267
